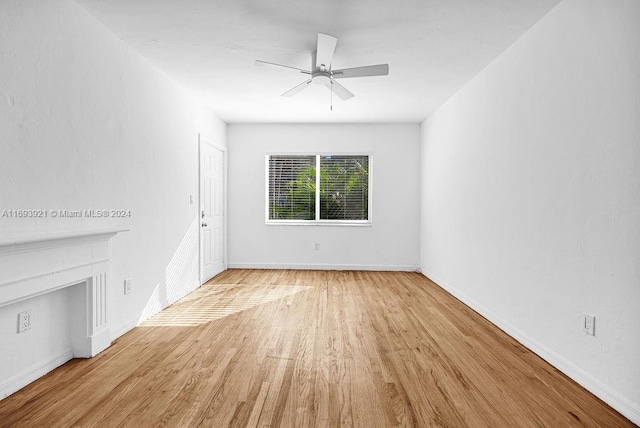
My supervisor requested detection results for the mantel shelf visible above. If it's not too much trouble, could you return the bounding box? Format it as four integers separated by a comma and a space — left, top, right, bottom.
0, 228, 129, 249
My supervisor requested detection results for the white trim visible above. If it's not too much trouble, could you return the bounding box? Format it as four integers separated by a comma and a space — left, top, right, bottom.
198, 134, 202, 284
421, 268, 640, 426
315, 155, 321, 221
227, 263, 417, 272
110, 316, 139, 340
198, 132, 226, 153
367, 155, 373, 223
265, 151, 375, 157
264, 154, 270, 224
0, 228, 127, 255
0, 348, 73, 400
266, 220, 372, 227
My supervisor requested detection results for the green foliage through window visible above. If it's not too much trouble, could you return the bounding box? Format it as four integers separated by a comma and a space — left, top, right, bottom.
268, 155, 370, 222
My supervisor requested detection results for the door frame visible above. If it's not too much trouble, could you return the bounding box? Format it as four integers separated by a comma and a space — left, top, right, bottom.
198, 133, 227, 284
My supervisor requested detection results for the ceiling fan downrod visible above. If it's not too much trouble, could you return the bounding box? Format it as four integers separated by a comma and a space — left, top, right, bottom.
330, 80, 333, 111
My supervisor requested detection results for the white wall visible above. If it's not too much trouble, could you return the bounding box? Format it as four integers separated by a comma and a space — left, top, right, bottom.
228, 124, 420, 270
420, 0, 640, 423
0, 0, 226, 393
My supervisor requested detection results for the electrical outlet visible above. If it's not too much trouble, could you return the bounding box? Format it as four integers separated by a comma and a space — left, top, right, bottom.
17, 310, 31, 333
314, 243, 320, 250
124, 278, 133, 295
583, 314, 595, 336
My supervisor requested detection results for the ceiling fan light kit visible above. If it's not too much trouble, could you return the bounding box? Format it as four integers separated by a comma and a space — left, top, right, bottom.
255, 32, 389, 104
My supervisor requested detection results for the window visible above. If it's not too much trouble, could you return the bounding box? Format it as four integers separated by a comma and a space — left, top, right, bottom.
266, 154, 371, 225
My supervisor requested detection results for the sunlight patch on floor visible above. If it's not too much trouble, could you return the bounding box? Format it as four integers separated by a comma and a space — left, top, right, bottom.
140, 284, 311, 327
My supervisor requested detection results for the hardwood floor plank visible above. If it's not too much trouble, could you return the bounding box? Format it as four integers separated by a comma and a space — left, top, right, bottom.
0, 270, 634, 427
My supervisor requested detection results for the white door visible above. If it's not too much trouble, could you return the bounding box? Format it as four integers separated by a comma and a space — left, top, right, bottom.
200, 139, 225, 283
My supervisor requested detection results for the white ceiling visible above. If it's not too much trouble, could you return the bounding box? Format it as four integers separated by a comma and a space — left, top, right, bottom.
75, 0, 560, 123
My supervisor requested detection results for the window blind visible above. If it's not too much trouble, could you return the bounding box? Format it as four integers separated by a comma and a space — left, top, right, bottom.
268, 155, 316, 220
319, 155, 369, 220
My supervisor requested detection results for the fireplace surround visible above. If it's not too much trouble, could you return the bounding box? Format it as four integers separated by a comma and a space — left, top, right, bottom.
0, 229, 125, 397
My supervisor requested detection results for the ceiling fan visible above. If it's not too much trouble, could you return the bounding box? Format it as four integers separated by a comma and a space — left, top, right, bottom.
255, 33, 389, 101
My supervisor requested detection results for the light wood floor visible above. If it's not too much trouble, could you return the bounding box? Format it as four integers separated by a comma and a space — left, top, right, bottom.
0, 270, 633, 427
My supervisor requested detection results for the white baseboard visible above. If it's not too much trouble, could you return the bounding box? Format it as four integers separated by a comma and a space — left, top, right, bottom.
227, 263, 417, 271
421, 269, 640, 426
0, 348, 73, 400
110, 317, 140, 340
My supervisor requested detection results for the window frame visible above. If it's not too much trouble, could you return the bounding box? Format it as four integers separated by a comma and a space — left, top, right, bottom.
265, 153, 373, 226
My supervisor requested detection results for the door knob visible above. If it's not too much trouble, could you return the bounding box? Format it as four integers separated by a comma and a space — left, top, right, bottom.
202, 222, 208, 227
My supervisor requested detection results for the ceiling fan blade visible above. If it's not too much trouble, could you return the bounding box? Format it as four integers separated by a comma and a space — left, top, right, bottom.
331, 64, 389, 79
316, 33, 337, 70
282, 79, 313, 97
255, 60, 311, 74
326, 80, 354, 101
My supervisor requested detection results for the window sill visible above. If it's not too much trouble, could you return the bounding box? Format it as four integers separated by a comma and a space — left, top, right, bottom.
266, 220, 372, 227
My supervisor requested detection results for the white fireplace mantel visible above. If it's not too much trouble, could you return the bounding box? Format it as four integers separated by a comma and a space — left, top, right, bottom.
0, 229, 126, 358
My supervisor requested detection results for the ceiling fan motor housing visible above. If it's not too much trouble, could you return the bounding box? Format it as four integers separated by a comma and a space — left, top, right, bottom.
311, 50, 331, 85
311, 71, 331, 85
